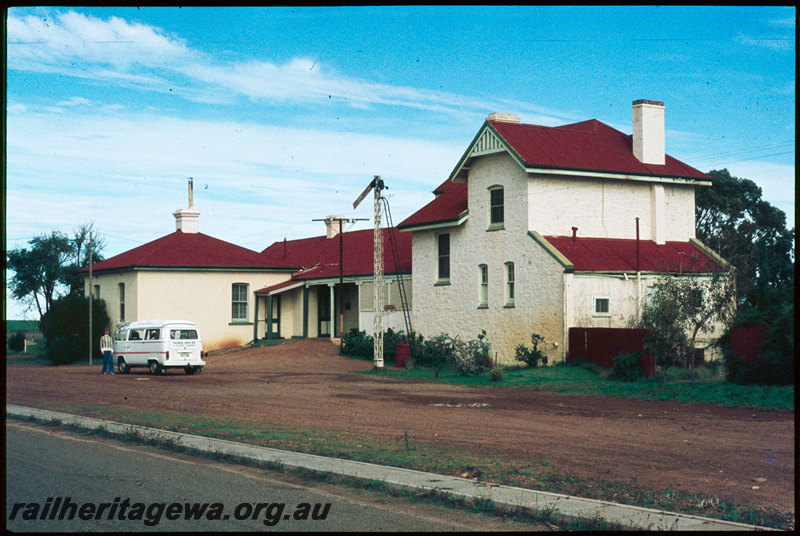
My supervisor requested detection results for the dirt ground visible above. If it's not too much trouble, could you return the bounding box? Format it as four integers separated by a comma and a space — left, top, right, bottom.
6, 339, 794, 517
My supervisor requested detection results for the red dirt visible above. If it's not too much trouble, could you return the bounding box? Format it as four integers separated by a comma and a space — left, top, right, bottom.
6, 339, 794, 516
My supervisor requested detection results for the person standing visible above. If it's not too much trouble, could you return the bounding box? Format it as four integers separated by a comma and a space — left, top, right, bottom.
100, 329, 114, 375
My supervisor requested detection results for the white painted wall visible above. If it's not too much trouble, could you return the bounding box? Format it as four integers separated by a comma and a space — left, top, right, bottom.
87, 270, 288, 351
527, 173, 696, 242
412, 153, 566, 364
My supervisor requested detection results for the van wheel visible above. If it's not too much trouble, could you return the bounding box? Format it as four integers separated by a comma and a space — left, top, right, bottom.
118, 357, 130, 374
194, 367, 202, 374
184, 365, 194, 375
149, 361, 162, 375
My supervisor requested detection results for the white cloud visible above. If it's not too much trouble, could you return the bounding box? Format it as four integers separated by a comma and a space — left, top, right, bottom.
7, 10, 194, 69
56, 96, 92, 107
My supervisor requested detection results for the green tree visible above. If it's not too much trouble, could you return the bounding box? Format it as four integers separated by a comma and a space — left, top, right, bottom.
64, 222, 106, 296
633, 273, 736, 381
7, 225, 106, 316
39, 295, 110, 365
7, 232, 75, 317
696, 169, 794, 311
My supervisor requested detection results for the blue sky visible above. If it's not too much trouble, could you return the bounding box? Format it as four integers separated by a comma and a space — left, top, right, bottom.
5, 6, 796, 319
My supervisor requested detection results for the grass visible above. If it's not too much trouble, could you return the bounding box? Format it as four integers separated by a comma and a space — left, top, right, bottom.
8, 406, 793, 530
356, 360, 794, 410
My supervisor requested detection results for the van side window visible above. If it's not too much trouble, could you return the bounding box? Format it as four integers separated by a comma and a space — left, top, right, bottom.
129, 330, 144, 341
115, 330, 127, 341
146, 329, 160, 340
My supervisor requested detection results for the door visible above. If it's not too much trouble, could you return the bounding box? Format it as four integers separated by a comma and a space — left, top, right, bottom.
318, 287, 330, 337
267, 295, 281, 339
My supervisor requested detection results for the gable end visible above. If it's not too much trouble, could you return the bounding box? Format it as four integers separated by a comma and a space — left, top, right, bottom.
451, 122, 525, 182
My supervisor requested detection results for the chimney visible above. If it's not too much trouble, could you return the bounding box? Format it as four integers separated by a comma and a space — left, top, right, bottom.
173, 178, 200, 233
571, 226, 578, 241
632, 100, 665, 165
486, 112, 520, 123
324, 215, 345, 239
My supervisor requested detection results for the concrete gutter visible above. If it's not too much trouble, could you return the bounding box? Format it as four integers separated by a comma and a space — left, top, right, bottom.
7, 405, 774, 531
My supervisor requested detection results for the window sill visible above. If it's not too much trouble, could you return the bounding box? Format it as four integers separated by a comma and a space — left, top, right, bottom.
486, 223, 505, 232
434, 279, 451, 286
229, 321, 253, 326
503, 303, 515, 308
591, 313, 611, 318
477, 304, 488, 310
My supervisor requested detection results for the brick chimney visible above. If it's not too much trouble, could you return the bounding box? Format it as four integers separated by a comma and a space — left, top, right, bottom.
324, 215, 345, 239
486, 112, 520, 123
632, 100, 665, 165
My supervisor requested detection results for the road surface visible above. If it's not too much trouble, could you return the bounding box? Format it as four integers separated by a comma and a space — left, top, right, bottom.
5, 422, 541, 532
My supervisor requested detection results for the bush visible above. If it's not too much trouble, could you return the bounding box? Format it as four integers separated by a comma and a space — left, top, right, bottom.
40, 295, 110, 365
342, 329, 373, 359
515, 333, 546, 367
8, 331, 27, 352
489, 365, 505, 382
450, 332, 493, 376
609, 351, 641, 382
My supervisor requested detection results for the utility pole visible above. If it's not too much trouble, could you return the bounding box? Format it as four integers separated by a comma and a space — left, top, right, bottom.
313, 216, 368, 351
88, 232, 93, 366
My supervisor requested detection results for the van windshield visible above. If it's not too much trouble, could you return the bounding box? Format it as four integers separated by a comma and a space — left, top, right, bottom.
170, 329, 198, 340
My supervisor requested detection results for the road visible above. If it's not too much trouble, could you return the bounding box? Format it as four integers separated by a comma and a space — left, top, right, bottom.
5, 422, 541, 532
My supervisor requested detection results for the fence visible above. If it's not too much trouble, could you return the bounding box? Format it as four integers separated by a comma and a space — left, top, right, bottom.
728, 326, 766, 365
568, 327, 655, 377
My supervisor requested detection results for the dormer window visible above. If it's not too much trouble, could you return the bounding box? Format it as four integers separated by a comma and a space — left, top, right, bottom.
488, 185, 504, 230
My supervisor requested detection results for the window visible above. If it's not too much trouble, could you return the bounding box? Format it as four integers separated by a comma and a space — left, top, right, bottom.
593, 296, 610, 317
505, 262, 515, 306
170, 329, 198, 340
688, 289, 703, 311
232, 283, 249, 322
436, 233, 450, 282
489, 186, 504, 228
478, 264, 488, 307
118, 283, 125, 322
93, 284, 100, 299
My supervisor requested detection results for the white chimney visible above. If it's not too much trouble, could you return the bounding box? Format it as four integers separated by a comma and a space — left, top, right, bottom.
324, 215, 345, 239
486, 112, 520, 123
174, 178, 200, 233
632, 100, 665, 165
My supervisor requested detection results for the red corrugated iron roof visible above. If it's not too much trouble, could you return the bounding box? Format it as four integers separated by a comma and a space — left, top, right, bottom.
489, 119, 710, 179
260, 228, 411, 278
82, 231, 266, 272
543, 235, 726, 273
397, 179, 467, 229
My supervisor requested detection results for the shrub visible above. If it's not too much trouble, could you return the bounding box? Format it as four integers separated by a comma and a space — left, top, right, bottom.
342, 329, 373, 359
8, 331, 27, 352
39, 295, 109, 365
489, 365, 505, 382
450, 332, 493, 376
412, 332, 492, 377
515, 333, 546, 367
609, 351, 641, 382
416, 333, 454, 376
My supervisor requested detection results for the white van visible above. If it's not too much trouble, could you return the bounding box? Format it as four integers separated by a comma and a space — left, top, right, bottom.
113, 320, 206, 375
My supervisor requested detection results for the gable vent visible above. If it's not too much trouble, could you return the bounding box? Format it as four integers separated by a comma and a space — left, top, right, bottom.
470, 128, 505, 157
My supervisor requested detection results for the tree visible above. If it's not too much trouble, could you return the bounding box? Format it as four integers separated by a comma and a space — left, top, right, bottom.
696, 169, 794, 312
40, 294, 110, 365
7, 225, 106, 317
64, 222, 106, 296
7, 232, 75, 317
632, 271, 736, 381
